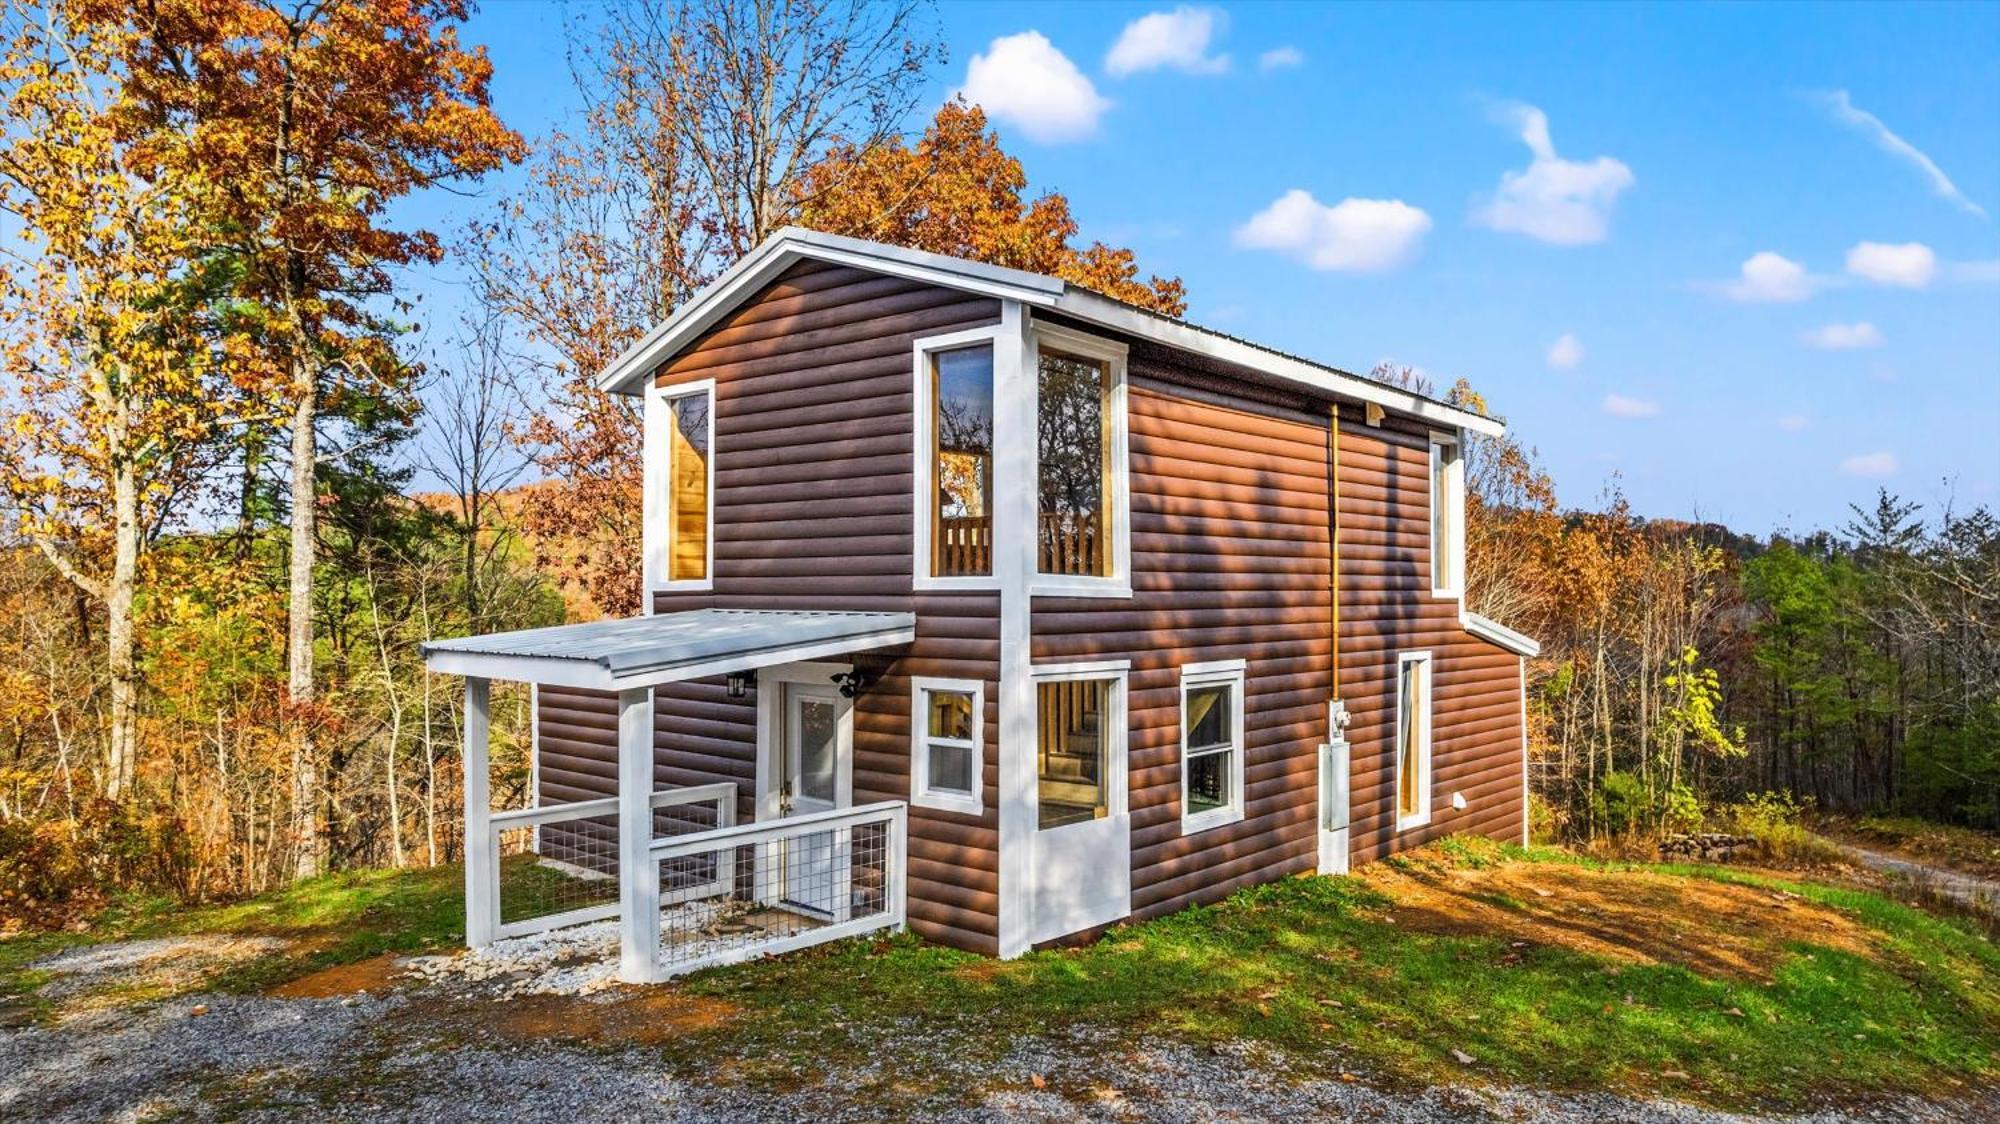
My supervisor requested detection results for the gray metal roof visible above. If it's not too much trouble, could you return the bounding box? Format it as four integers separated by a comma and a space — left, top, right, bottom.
422, 609, 916, 690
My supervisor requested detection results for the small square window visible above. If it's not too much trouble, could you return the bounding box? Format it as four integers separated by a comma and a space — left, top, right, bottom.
1180, 661, 1247, 834
911, 679, 983, 816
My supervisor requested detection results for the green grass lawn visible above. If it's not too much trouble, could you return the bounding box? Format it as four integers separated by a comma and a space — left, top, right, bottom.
4, 839, 1995, 1110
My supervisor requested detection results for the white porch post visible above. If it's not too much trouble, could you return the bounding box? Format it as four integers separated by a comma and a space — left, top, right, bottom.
617, 685, 661, 983
463, 676, 495, 948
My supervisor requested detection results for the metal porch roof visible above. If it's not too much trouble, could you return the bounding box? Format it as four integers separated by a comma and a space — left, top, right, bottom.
421, 609, 916, 690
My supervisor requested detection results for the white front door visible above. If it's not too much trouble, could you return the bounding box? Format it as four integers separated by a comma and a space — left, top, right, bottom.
1029, 671, 1131, 944
779, 681, 847, 918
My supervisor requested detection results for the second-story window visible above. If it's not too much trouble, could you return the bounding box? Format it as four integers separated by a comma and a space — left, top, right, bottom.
931, 344, 994, 578
1430, 435, 1463, 597
663, 385, 712, 583
1038, 347, 1112, 578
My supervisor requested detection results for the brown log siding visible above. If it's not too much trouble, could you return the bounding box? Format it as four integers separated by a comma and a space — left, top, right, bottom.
1335, 406, 1525, 861
536, 260, 1004, 953
533, 257, 1524, 956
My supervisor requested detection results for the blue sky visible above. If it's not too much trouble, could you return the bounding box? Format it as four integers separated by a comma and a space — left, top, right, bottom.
430, 1, 2000, 535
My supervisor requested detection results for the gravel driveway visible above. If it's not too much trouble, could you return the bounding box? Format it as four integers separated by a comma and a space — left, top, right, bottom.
3, 979, 1991, 1123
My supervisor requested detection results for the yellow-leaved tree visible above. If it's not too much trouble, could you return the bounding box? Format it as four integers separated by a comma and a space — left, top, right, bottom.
0, 0, 230, 800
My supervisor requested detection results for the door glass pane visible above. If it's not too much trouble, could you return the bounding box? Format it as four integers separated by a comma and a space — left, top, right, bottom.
796, 696, 837, 804
1038, 678, 1110, 829
933, 346, 994, 577
1037, 351, 1109, 576
1187, 750, 1229, 815
927, 742, 973, 795
926, 689, 974, 741
668, 392, 710, 581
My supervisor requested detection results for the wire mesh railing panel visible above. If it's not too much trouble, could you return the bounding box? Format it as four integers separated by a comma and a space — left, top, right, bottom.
655, 810, 897, 975
497, 810, 621, 926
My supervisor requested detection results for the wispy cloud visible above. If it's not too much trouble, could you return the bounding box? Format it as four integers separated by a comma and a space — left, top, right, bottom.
957, 32, 1111, 144
1839, 451, 1899, 477
1811, 90, 1987, 220
1801, 321, 1884, 350
1106, 7, 1230, 77
1257, 45, 1303, 73
1955, 259, 2000, 284
1472, 102, 1635, 245
1603, 393, 1661, 419
1777, 414, 1810, 432
1546, 332, 1584, 370
1234, 190, 1432, 272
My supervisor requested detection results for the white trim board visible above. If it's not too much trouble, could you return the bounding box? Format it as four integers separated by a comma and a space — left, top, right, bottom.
595, 228, 1503, 439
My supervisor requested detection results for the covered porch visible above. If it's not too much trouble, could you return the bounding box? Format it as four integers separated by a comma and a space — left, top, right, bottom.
422, 609, 914, 983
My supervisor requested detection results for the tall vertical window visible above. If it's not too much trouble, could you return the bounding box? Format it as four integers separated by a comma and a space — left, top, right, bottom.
931, 345, 994, 578
663, 387, 712, 583
911, 678, 983, 816
1036, 677, 1115, 829
1430, 436, 1462, 597
1037, 349, 1111, 577
1396, 651, 1433, 830
1181, 660, 1247, 834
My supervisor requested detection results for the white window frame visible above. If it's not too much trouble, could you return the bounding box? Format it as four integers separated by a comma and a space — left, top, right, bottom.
1028, 659, 1131, 827
1027, 322, 1132, 599
1428, 432, 1465, 600
910, 676, 985, 816
1179, 658, 1247, 835
644, 378, 717, 595
1395, 650, 1434, 832
911, 326, 1006, 592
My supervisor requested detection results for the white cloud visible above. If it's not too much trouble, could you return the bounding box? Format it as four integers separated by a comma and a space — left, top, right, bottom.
957, 32, 1111, 144
1258, 45, 1304, 72
1105, 7, 1229, 77
1472, 102, 1635, 245
1845, 240, 1937, 288
1716, 251, 1816, 303
1546, 332, 1584, 370
1801, 321, 1884, 350
1812, 90, 1988, 220
1839, 451, 1899, 477
1602, 393, 1661, 418
1233, 190, 1432, 272
1776, 414, 1810, 432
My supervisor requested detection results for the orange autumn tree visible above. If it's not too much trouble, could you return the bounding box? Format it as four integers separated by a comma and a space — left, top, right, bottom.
796, 99, 1187, 317
95, 0, 524, 877
0, 1, 230, 800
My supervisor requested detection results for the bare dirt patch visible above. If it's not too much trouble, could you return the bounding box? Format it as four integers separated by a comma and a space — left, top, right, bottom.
1359, 861, 1879, 981
483, 988, 742, 1046
267, 952, 405, 998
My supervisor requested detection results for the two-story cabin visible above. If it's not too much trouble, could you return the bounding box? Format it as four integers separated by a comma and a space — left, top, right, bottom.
423, 229, 1539, 982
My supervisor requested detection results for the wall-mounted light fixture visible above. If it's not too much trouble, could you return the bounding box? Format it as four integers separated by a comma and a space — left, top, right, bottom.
726, 669, 757, 699
830, 669, 870, 699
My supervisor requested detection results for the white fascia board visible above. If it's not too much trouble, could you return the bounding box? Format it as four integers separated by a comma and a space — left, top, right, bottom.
597, 228, 1062, 397
1051, 289, 1507, 439
1463, 611, 1541, 658
423, 624, 917, 690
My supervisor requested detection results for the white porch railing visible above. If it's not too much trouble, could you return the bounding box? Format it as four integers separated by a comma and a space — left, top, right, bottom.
477, 782, 737, 942
647, 800, 907, 979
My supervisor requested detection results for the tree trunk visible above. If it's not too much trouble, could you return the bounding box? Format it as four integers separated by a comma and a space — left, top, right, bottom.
105, 446, 139, 800
287, 364, 321, 879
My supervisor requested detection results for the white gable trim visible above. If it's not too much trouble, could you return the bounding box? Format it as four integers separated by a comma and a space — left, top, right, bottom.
597, 230, 1506, 439
1464, 611, 1541, 658
597, 229, 1062, 397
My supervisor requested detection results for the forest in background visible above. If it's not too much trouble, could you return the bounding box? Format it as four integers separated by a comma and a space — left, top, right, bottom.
1, 0, 1994, 925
